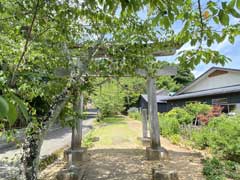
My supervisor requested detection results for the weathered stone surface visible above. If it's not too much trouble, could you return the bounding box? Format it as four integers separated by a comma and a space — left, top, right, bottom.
141, 109, 148, 139
152, 168, 178, 180
64, 147, 89, 164
146, 147, 169, 160
147, 77, 161, 149
137, 137, 151, 146
56, 166, 84, 180
64, 149, 71, 161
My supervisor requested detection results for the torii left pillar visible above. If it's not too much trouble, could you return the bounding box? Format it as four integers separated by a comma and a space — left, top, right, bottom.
64, 90, 89, 165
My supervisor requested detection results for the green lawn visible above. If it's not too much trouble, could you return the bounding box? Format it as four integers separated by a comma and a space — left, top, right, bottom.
84, 116, 142, 149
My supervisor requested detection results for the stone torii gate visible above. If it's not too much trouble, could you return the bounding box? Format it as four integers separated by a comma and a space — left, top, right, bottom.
57, 42, 181, 180
60, 42, 181, 164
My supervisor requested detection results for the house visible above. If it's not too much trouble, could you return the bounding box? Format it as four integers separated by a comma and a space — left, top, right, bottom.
139, 67, 240, 113
139, 89, 170, 113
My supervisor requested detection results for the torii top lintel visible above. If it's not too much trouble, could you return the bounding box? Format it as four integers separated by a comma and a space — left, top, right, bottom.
70, 41, 183, 57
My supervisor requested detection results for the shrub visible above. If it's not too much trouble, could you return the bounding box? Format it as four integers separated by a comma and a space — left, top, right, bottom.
185, 102, 211, 116
203, 158, 240, 180
165, 107, 193, 125
207, 115, 240, 162
190, 127, 211, 149
159, 114, 180, 137
189, 115, 240, 162
128, 112, 141, 121
92, 82, 125, 119
127, 107, 141, 121
203, 158, 225, 180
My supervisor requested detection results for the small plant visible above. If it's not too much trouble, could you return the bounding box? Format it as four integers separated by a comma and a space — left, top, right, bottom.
203, 158, 225, 180
169, 134, 181, 144
39, 153, 58, 171
83, 131, 95, 148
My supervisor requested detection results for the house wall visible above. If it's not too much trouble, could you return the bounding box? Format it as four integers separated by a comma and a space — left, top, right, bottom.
139, 92, 240, 114
139, 97, 148, 110
139, 96, 168, 113
166, 92, 240, 112
185, 71, 240, 93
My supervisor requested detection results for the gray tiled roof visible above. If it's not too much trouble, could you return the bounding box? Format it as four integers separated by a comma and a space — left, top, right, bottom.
141, 85, 240, 103
162, 85, 240, 101
141, 94, 169, 103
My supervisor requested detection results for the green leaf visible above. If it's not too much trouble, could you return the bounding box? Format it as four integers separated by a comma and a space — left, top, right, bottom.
229, 8, 240, 18
7, 102, 17, 126
229, 36, 235, 44
207, 39, 212, 47
229, 0, 236, 8
0, 96, 9, 118
11, 94, 29, 122
162, 17, 170, 29
218, 10, 229, 26
237, 0, 240, 9
213, 16, 219, 24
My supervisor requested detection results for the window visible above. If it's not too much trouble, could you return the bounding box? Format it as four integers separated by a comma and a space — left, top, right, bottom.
212, 98, 228, 105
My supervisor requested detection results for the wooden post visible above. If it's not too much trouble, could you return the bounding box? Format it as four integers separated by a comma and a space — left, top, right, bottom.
141, 109, 148, 139
147, 77, 161, 149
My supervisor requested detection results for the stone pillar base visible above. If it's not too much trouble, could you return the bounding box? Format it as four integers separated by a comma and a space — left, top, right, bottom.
152, 168, 178, 180
146, 147, 169, 160
64, 147, 89, 164
56, 166, 84, 180
64, 149, 71, 161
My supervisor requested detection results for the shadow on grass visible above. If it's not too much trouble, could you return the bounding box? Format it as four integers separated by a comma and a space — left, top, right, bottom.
98, 116, 127, 125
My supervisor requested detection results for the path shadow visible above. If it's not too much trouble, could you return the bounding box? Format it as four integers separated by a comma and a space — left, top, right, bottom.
81, 148, 204, 180
83, 148, 151, 180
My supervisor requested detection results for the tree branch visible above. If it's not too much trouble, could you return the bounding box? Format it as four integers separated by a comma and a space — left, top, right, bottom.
10, 0, 41, 86
197, 0, 204, 47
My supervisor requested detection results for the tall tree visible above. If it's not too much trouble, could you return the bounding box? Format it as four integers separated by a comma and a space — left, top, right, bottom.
0, 1, 239, 179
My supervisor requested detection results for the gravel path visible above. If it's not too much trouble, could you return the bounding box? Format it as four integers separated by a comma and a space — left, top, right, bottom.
40, 118, 204, 180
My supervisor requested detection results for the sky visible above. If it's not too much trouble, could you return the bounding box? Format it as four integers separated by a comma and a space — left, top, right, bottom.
159, 36, 240, 78
137, 3, 240, 78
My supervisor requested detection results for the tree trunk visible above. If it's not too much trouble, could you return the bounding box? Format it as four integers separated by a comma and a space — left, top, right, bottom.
21, 87, 71, 180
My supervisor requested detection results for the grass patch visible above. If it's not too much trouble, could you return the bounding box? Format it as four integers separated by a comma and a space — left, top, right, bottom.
97, 116, 126, 124
39, 153, 58, 171
85, 116, 141, 148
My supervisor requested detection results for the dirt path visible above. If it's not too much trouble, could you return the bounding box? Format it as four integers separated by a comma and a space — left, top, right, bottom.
41, 118, 205, 180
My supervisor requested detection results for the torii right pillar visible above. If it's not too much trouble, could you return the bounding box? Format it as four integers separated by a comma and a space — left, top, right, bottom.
146, 76, 169, 160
